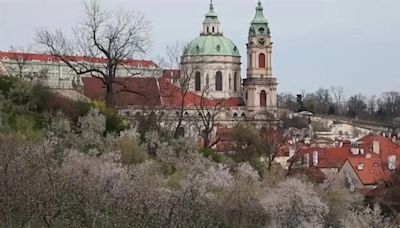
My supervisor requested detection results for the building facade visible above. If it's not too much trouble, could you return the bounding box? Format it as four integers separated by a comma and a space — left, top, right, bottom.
0, 52, 161, 90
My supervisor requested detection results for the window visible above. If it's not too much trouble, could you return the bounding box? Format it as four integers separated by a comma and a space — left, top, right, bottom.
229, 75, 231, 90
259, 53, 266, 68
212, 27, 215, 33
234, 72, 238, 92
207, 27, 209, 33
215, 71, 222, 91
249, 54, 253, 68
260, 90, 267, 107
195, 71, 201, 91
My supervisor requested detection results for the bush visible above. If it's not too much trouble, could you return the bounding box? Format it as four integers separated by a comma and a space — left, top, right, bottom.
94, 100, 127, 134
116, 136, 148, 165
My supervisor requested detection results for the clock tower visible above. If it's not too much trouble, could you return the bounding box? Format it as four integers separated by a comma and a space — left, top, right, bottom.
243, 1, 278, 114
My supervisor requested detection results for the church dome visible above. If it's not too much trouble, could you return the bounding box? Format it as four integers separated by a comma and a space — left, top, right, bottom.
184, 35, 240, 57
183, 2, 240, 58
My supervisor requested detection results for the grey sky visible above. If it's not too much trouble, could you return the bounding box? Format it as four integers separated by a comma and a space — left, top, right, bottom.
0, 0, 399, 97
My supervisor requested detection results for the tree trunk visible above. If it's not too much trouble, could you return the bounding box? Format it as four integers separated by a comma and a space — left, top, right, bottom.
105, 82, 114, 107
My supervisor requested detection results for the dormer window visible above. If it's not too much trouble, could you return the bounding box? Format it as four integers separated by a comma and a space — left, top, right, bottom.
216, 45, 221, 52
259, 27, 265, 34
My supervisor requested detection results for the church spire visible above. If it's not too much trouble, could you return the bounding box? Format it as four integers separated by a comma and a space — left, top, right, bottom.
249, 1, 270, 37
252, 1, 268, 25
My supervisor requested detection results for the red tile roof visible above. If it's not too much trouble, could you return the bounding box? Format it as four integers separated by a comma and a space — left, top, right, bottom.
82, 77, 162, 107
159, 78, 244, 108
288, 167, 326, 183
0, 51, 156, 68
346, 157, 389, 185
162, 69, 180, 79
81, 77, 245, 109
358, 134, 400, 167
298, 147, 354, 169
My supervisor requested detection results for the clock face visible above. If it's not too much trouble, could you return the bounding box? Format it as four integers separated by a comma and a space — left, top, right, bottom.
258, 37, 266, 45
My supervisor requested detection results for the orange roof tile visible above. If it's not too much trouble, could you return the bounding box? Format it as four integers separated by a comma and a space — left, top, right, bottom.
347, 157, 389, 185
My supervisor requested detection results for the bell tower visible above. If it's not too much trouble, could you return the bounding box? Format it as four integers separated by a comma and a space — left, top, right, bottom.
243, 1, 277, 113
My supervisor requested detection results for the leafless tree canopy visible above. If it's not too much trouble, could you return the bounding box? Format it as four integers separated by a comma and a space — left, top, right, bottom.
36, 0, 151, 106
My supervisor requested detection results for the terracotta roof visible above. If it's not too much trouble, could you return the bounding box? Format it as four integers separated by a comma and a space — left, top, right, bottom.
298, 147, 354, 169
358, 134, 400, 168
162, 69, 180, 79
82, 77, 161, 107
346, 157, 389, 185
288, 167, 326, 183
0, 51, 156, 68
159, 78, 244, 108
82, 77, 245, 109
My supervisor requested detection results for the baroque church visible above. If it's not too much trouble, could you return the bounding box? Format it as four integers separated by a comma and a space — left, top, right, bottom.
0, 1, 279, 139
182, 0, 278, 115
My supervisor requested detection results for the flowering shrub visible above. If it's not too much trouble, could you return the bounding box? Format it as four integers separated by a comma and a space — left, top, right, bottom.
261, 178, 329, 228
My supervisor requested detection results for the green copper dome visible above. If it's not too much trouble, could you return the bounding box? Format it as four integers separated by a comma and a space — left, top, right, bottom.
184, 35, 240, 57
183, 1, 240, 57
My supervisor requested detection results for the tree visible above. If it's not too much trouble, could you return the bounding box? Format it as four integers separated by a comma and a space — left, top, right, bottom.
37, 0, 151, 106
192, 89, 223, 149
160, 42, 206, 138
260, 178, 329, 227
331, 86, 344, 114
347, 94, 367, 118
231, 126, 285, 173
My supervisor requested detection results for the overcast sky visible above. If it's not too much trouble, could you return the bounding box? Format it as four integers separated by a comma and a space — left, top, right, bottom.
0, 0, 399, 96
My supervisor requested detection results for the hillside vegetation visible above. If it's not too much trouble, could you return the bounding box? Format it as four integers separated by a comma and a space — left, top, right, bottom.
0, 77, 397, 227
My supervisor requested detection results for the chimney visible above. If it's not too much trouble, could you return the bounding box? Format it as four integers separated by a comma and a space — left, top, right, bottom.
388, 155, 396, 170
357, 163, 364, 170
373, 140, 380, 154
313, 151, 319, 167
351, 148, 360, 156
304, 154, 310, 168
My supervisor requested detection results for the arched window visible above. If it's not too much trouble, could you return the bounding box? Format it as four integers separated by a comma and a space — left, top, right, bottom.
260, 90, 267, 107
259, 53, 266, 68
234, 72, 238, 92
249, 54, 253, 68
229, 75, 231, 90
215, 71, 222, 91
212, 27, 215, 33
207, 27, 209, 33
195, 71, 201, 91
